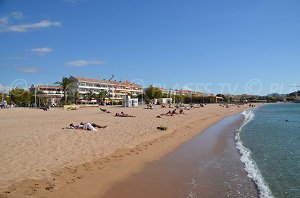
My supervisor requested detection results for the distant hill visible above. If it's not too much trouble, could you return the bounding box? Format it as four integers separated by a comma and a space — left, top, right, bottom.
288, 91, 300, 97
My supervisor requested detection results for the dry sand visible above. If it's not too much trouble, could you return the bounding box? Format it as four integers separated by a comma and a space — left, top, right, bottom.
0, 104, 251, 197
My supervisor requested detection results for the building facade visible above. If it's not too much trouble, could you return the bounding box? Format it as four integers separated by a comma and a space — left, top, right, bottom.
29, 85, 63, 106
70, 76, 143, 103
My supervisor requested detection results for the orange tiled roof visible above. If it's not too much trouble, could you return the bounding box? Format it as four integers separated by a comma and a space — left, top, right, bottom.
71, 76, 143, 88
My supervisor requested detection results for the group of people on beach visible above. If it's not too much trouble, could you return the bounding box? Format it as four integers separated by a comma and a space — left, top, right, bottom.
157, 108, 186, 118
63, 103, 205, 131
155, 103, 207, 118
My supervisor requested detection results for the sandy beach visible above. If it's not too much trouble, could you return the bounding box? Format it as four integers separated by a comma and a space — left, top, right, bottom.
0, 104, 251, 197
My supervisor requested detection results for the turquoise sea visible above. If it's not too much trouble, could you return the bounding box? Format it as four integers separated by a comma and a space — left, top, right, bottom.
237, 104, 300, 198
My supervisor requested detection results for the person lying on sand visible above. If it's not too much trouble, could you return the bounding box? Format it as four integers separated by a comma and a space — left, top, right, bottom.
40, 106, 49, 111
64, 122, 107, 131
115, 112, 136, 117
100, 108, 111, 113
160, 110, 173, 116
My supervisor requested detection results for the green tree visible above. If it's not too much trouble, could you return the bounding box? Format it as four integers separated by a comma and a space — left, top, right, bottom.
175, 94, 184, 103
145, 86, 162, 99
74, 90, 80, 104
55, 77, 75, 104
0, 93, 10, 104
10, 88, 32, 106
97, 90, 108, 104
86, 90, 96, 101
266, 96, 277, 103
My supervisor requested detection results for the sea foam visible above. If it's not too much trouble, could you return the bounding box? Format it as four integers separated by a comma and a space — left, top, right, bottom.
235, 109, 274, 198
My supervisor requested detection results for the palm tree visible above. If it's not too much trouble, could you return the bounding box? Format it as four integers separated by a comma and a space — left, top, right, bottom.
55, 77, 75, 105
86, 90, 96, 101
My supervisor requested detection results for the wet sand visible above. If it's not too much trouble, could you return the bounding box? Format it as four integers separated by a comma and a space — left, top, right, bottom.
102, 114, 258, 198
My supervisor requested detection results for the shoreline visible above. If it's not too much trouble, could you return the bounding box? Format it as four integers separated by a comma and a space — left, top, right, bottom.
0, 104, 254, 197
102, 112, 259, 198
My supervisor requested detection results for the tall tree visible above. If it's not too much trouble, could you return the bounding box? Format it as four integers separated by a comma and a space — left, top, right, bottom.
10, 88, 32, 106
55, 77, 75, 105
145, 86, 162, 99
74, 90, 80, 104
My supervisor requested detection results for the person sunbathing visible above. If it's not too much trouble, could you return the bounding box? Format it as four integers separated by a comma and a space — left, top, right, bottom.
65, 122, 107, 131
115, 112, 136, 117
160, 110, 174, 116
100, 108, 107, 112
100, 108, 111, 113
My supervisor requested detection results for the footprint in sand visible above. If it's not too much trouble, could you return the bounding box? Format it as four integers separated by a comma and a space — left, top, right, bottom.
45, 183, 55, 191
52, 172, 61, 177
66, 179, 75, 184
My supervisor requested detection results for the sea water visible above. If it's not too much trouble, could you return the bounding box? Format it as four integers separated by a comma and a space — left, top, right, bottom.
237, 104, 300, 198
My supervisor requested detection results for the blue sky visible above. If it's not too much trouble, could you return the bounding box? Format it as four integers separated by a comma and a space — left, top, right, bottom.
0, 0, 300, 95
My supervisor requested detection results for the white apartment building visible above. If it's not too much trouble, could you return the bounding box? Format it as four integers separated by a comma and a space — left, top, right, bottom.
70, 76, 143, 102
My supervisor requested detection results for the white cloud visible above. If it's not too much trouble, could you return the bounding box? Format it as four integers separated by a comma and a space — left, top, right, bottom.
1, 20, 61, 32
0, 11, 23, 24
66, 60, 105, 67
16, 66, 39, 73
0, 12, 61, 33
31, 47, 52, 55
